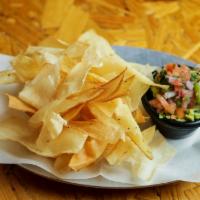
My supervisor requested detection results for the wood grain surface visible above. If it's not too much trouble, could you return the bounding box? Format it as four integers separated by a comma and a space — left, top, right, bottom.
0, 0, 200, 199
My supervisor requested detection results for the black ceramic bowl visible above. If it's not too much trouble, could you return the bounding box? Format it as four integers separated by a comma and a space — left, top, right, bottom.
142, 89, 200, 139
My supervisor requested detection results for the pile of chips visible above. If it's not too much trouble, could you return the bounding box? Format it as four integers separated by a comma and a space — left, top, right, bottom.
0, 31, 174, 180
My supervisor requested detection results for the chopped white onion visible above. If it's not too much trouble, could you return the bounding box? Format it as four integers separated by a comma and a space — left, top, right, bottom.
186, 80, 194, 90
164, 91, 176, 99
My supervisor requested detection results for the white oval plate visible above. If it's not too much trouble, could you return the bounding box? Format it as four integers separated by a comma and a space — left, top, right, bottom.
18, 46, 194, 189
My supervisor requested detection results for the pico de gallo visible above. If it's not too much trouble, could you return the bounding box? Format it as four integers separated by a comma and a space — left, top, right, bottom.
149, 63, 200, 121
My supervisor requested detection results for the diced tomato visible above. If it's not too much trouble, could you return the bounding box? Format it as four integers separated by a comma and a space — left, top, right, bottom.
172, 65, 181, 76
166, 63, 175, 74
174, 85, 182, 94
149, 99, 163, 110
171, 78, 183, 86
156, 94, 176, 114
175, 107, 185, 119
180, 65, 191, 81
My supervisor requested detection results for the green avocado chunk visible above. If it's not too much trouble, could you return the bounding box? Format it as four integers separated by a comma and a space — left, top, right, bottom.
185, 109, 195, 121
194, 83, 200, 104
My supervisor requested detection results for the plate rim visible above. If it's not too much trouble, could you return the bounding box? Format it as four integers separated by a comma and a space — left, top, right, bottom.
19, 164, 179, 189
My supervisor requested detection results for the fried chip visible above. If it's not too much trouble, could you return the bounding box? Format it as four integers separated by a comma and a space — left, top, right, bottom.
107, 75, 135, 101
114, 99, 153, 159
19, 63, 60, 108
128, 78, 150, 111
55, 87, 104, 114
7, 94, 36, 113
54, 154, 72, 172
88, 102, 125, 141
106, 136, 133, 165
69, 138, 107, 171
12, 55, 43, 82
12, 47, 64, 82
63, 104, 84, 121
0, 116, 88, 157
91, 100, 117, 117
47, 126, 88, 155
0, 70, 19, 84
142, 126, 156, 144
133, 107, 147, 124
93, 69, 126, 102
56, 41, 106, 98
71, 119, 120, 144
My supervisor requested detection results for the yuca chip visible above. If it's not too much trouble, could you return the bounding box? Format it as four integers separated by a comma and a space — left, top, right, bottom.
47, 126, 88, 155
66, 41, 88, 59
36, 124, 88, 155
6, 94, 36, 113
71, 119, 120, 144
0, 116, 40, 154
88, 102, 125, 141
0, 70, 19, 84
79, 105, 95, 120
142, 126, 156, 144
36, 112, 67, 147
91, 100, 118, 117
54, 154, 72, 172
83, 72, 107, 90
0, 116, 87, 157
12, 55, 44, 82
12, 47, 63, 82
81, 31, 167, 90
55, 87, 104, 114
106, 136, 133, 165
92, 69, 126, 102
69, 138, 107, 171
128, 78, 150, 111
56, 43, 106, 98
63, 104, 84, 121
86, 72, 107, 84
114, 99, 153, 160
133, 107, 147, 124
106, 75, 135, 101
29, 100, 60, 128
19, 63, 60, 109
78, 30, 114, 56
29, 101, 67, 146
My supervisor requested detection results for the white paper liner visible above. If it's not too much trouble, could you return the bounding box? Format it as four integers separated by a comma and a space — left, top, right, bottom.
0, 54, 199, 186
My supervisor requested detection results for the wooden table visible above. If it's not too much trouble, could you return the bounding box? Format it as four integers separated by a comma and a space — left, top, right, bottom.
0, 0, 200, 199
